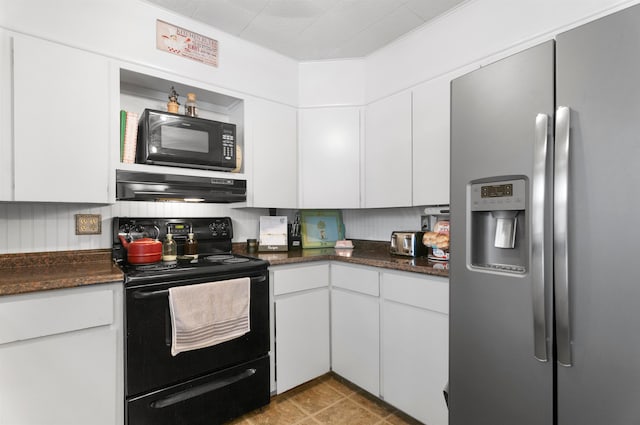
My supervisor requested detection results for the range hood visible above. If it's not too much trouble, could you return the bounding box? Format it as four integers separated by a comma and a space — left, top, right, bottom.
116, 170, 246, 203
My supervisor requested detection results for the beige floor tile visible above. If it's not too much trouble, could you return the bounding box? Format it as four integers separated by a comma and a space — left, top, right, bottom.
224, 373, 427, 425
384, 410, 423, 425
295, 417, 322, 425
288, 381, 345, 415
313, 398, 382, 425
348, 391, 396, 419
244, 397, 308, 425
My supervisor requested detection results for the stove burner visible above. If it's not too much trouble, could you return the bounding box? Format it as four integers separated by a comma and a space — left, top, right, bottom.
204, 254, 235, 262
224, 257, 251, 264
203, 254, 252, 264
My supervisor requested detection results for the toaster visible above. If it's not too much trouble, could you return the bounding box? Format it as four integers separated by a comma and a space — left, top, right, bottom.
390, 231, 426, 257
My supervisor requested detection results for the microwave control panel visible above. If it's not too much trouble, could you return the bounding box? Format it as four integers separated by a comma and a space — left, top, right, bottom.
222, 127, 235, 161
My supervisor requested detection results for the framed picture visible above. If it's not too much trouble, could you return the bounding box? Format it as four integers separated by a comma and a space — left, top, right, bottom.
300, 210, 345, 249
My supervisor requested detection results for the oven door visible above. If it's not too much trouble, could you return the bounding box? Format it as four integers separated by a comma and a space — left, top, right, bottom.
128, 355, 269, 425
125, 269, 269, 397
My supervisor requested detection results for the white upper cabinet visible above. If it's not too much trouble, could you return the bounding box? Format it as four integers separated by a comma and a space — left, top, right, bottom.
412, 76, 451, 206
0, 30, 11, 201
246, 98, 297, 208
299, 107, 361, 209
12, 34, 111, 203
364, 91, 412, 208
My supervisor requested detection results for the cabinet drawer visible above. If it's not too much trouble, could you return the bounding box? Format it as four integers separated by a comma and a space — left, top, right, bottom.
331, 263, 379, 296
0, 287, 114, 344
272, 263, 329, 295
382, 272, 448, 314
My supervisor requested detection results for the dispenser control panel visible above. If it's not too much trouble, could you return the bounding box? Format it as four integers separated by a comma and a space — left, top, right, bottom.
470, 179, 526, 211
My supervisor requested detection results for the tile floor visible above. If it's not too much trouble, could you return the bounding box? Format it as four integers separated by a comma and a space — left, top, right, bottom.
228, 373, 423, 425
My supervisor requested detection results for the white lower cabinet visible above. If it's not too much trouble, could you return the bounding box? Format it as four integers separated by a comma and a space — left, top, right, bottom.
271, 262, 449, 424
0, 283, 123, 425
272, 263, 331, 394
382, 271, 449, 425
331, 263, 380, 395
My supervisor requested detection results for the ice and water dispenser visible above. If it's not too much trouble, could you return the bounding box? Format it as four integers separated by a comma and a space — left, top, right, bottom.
469, 178, 528, 273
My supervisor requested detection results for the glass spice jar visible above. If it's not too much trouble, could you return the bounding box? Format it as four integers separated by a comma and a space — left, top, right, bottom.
184, 232, 198, 256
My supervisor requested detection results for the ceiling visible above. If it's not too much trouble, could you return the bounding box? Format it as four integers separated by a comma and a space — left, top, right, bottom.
144, 0, 467, 61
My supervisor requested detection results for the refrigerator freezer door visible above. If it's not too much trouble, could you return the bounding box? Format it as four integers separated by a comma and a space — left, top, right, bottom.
555, 5, 640, 424
449, 41, 555, 425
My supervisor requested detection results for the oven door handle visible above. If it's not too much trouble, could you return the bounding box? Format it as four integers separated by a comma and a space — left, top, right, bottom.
149, 368, 257, 409
132, 275, 267, 299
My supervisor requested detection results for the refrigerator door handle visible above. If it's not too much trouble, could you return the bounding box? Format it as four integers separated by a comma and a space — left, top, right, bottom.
554, 106, 572, 367
532, 113, 550, 362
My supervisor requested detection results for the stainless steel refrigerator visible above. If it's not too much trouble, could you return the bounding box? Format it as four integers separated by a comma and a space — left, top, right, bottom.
449, 4, 640, 425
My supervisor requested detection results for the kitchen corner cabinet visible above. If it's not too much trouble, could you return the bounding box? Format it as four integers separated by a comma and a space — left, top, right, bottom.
272, 263, 330, 394
330, 263, 380, 395
246, 98, 297, 208
381, 271, 449, 425
11, 34, 111, 203
412, 76, 451, 206
0, 283, 123, 425
364, 91, 412, 208
299, 107, 361, 208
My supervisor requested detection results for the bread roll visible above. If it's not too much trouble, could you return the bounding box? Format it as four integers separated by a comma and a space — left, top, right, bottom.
423, 231, 449, 249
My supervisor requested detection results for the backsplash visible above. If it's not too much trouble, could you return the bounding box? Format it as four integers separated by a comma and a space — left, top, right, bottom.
0, 202, 268, 254
342, 207, 426, 241
0, 203, 427, 254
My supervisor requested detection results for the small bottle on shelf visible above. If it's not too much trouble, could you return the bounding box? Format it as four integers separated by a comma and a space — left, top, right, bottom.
185, 92, 198, 117
162, 233, 177, 262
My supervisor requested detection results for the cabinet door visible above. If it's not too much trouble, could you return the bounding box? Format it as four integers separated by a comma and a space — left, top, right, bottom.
247, 98, 297, 208
13, 35, 111, 203
0, 30, 11, 201
383, 301, 448, 425
364, 91, 412, 208
275, 288, 330, 393
412, 76, 450, 206
299, 107, 360, 208
0, 285, 122, 425
0, 327, 118, 425
331, 288, 379, 395
382, 272, 449, 425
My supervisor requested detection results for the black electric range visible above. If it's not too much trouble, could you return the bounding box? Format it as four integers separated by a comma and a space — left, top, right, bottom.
113, 217, 270, 425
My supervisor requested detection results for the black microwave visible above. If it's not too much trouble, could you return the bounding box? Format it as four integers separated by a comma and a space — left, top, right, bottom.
136, 109, 237, 171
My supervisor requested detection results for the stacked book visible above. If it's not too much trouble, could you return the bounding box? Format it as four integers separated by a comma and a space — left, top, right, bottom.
120, 110, 139, 163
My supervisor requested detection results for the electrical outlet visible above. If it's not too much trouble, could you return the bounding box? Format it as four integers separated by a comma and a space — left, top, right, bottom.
75, 214, 102, 235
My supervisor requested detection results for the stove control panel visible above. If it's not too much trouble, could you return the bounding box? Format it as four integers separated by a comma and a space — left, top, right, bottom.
208, 218, 232, 239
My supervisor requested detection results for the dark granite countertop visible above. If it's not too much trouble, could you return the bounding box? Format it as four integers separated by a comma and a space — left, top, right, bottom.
234, 240, 449, 278
0, 240, 447, 297
0, 249, 123, 296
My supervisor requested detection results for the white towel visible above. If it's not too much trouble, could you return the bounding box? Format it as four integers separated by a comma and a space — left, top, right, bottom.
168, 277, 251, 356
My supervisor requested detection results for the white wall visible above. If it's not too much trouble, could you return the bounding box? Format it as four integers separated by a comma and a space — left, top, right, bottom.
365, 0, 640, 102
299, 59, 366, 107
0, 0, 299, 106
